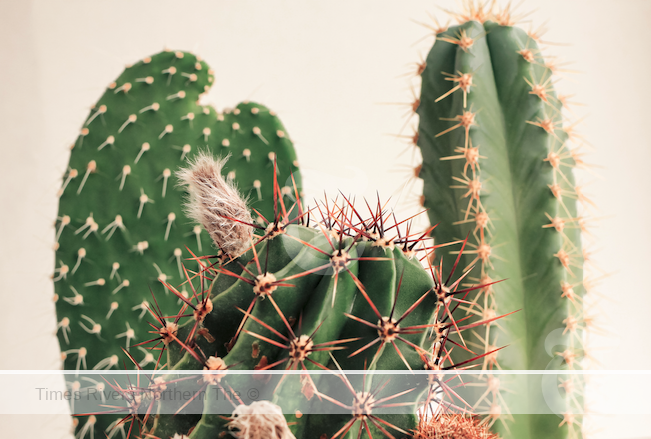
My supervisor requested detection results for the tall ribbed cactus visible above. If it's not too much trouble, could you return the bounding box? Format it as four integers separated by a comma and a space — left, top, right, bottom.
79, 154, 511, 439
414, 4, 586, 438
53, 50, 301, 437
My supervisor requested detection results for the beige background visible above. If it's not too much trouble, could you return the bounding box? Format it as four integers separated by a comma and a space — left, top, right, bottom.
1, 0, 650, 437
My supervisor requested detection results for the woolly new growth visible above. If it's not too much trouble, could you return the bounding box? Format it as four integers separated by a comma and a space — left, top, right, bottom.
228, 401, 296, 439
411, 2, 589, 438
176, 152, 254, 258
54, 49, 302, 439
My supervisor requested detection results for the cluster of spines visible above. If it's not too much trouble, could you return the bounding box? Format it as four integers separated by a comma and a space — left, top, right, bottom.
397, 1, 600, 437
414, 414, 499, 439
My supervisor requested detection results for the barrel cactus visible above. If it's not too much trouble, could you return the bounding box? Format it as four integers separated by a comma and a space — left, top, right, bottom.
53, 49, 301, 437
75, 153, 513, 439
412, 3, 587, 438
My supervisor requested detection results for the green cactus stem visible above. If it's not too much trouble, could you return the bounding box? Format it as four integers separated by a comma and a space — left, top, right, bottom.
414, 4, 586, 438
83, 153, 514, 439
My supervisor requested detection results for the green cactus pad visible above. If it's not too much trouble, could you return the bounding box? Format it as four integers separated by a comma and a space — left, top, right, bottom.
53, 49, 301, 437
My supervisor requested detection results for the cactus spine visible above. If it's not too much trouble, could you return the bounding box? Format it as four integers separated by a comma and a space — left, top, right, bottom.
54, 50, 301, 437
414, 4, 586, 438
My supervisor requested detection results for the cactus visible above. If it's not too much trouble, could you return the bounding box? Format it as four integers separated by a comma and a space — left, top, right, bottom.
78, 153, 513, 439
53, 49, 301, 437
412, 3, 587, 438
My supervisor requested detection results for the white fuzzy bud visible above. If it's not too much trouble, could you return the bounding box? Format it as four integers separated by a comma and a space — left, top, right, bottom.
228, 401, 295, 439
176, 152, 253, 257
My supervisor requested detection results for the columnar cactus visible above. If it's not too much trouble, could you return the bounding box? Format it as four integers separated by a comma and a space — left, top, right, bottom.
82, 155, 511, 439
53, 50, 301, 437
413, 3, 587, 438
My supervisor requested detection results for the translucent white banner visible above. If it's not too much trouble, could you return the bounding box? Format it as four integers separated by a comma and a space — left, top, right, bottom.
0, 370, 648, 416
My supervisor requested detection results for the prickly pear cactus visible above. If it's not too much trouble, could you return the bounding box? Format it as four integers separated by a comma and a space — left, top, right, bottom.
413, 4, 586, 438
81, 154, 513, 439
53, 50, 301, 437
